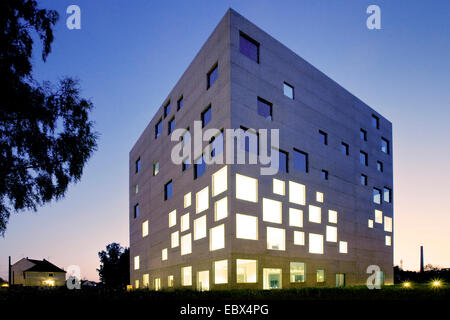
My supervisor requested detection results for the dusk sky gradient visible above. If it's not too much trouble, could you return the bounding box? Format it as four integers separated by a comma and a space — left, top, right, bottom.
1, 0, 449, 281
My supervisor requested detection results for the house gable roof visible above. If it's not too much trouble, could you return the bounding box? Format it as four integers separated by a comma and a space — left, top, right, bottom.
24, 259, 66, 273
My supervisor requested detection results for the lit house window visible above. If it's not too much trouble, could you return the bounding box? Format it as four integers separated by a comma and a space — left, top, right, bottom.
164, 180, 173, 200
162, 248, 168, 261
142, 220, 149, 237
384, 187, 392, 203
385, 235, 392, 246
214, 260, 228, 284
257, 97, 272, 120
168, 275, 174, 287
143, 274, 149, 288
309, 205, 321, 224
289, 208, 303, 227
164, 101, 171, 118
263, 198, 282, 224
134, 204, 139, 218
201, 105, 212, 128
181, 233, 192, 255
135, 280, 139, 289
326, 226, 337, 242
196, 187, 209, 214
283, 82, 294, 99
263, 268, 282, 289
184, 192, 191, 208
289, 181, 305, 205
316, 270, 325, 283
153, 161, 159, 176
290, 262, 305, 283
194, 215, 206, 240
236, 214, 258, 240
169, 209, 176, 227
328, 210, 337, 224
294, 231, 305, 245
154, 278, 161, 291
384, 216, 393, 232
373, 188, 382, 204
309, 233, 324, 254
368, 219, 374, 228
316, 192, 324, 203
381, 138, 390, 154
134, 256, 140, 270
181, 212, 190, 232
375, 209, 383, 224
207, 63, 218, 89
267, 227, 285, 250
214, 197, 228, 221
239, 31, 259, 63
171, 231, 179, 248
182, 266, 192, 286
339, 241, 348, 253
155, 119, 162, 138
236, 259, 257, 283
212, 166, 227, 197
236, 174, 258, 202
273, 178, 285, 196
210, 224, 225, 251
293, 149, 308, 172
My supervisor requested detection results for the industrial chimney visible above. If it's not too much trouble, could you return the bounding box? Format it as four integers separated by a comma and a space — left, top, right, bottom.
420, 246, 424, 273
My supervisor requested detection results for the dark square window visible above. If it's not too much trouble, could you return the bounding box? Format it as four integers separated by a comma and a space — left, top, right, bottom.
168, 117, 175, 134
201, 105, 212, 128
319, 130, 328, 145
240, 126, 259, 154
194, 156, 206, 179
360, 151, 368, 166
361, 174, 368, 186
134, 203, 139, 218
164, 101, 171, 118
177, 96, 184, 110
257, 97, 272, 120
293, 149, 308, 173
164, 180, 173, 201
377, 161, 383, 172
373, 188, 381, 204
360, 129, 367, 141
322, 170, 329, 180
207, 63, 218, 89
182, 157, 190, 171
384, 187, 392, 203
210, 130, 224, 158
239, 32, 259, 63
277, 149, 288, 173
135, 158, 141, 173
341, 142, 349, 156
372, 114, 379, 129
283, 82, 294, 99
155, 119, 162, 138
381, 138, 390, 154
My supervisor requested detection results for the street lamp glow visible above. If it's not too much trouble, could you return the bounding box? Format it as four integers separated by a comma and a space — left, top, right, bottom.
431, 280, 442, 288
402, 282, 411, 288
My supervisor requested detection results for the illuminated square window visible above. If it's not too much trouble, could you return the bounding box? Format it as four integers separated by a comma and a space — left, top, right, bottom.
236, 174, 258, 202
184, 192, 191, 208
143, 274, 149, 288
328, 210, 337, 224
196, 187, 209, 214
368, 219, 374, 228
182, 266, 192, 286
169, 209, 177, 227
210, 224, 225, 251
309, 233, 324, 254
263, 268, 282, 289
236, 259, 257, 283
181, 212, 190, 232
263, 198, 282, 224
385, 235, 392, 246
142, 220, 149, 237
294, 231, 305, 245
316, 192, 324, 203
326, 226, 337, 242
212, 166, 227, 197
267, 227, 285, 250
236, 213, 258, 240
194, 215, 206, 240
290, 262, 305, 283
181, 233, 192, 255
154, 278, 161, 291
214, 197, 228, 221
162, 248, 168, 261
289, 208, 303, 227
339, 241, 348, 253
134, 256, 140, 270
289, 181, 305, 205
309, 205, 321, 223
375, 209, 383, 224
168, 275, 174, 287
171, 231, 179, 248
384, 216, 392, 232
316, 269, 325, 283
214, 260, 228, 284
273, 178, 285, 196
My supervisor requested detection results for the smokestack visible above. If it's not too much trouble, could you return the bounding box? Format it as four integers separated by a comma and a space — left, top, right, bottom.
420, 246, 424, 273
8, 256, 11, 286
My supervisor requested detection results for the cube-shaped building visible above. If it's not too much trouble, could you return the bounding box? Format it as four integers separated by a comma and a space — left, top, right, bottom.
129, 9, 393, 290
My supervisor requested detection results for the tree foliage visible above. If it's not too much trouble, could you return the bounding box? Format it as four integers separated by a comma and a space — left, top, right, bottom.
97, 243, 130, 289
0, 0, 97, 235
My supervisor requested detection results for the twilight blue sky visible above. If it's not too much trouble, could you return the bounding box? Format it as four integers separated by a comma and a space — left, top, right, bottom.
1, 0, 449, 281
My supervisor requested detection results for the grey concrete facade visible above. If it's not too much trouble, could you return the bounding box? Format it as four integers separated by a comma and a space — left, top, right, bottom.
129, 9, 393, 290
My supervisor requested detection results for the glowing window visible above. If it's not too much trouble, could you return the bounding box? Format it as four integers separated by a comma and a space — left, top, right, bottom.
309, 205, 321, 223
169, 209, 177, 227
290, 262, 305, 283
143, 274, 149, 288
210, 224, 225, 251
236, 213, 258, 240
135, 280, 139, 289
294, 231, 305, 245
289, 181, 305, 205
385, 235, 392, 246
184, 192, 191, 208
194, 215, 207, 240
181, 233, 192, 255
212, 166, 227, 197
236, 259, 257, 283
181, 213, 190, 232
339, 241, 348, 253
214, 260, 228, 284
214, 197, 228, 221
171, 231, 179, 248
289, 208, 303, 227
267, 227, 285, 250
262, 198, 282, 224
316, 270, 325, 283
134, 256, 140, 270
368, 219, 374, 228
316, 192, 324, 203
142, 220, 149, 237
384, 216, 392, 232
162, 248, 168, 261
154, 278, 161, 291
309, 233, 324, 254
326, 226, 337, 242
196, 187, 209, 214
182, 266, 192, 286
168, 275, 174, 287
375, 209, 383, 224
273, 178, 285, 196
328, 210, 337, 224
263, 268, 282, 289
236, 174, 258, 202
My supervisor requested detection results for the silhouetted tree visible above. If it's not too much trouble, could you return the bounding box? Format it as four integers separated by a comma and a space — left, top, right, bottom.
97, 243, 130, 289
0, 0, 97, 235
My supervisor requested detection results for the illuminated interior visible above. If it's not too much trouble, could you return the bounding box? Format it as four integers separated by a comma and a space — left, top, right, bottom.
197, 270, 210, 291
212, 166, 227, 197
263, 198, 282, 223
273, 178, 285, 196
267, 227, 285, 250
326, 225, 337, 242
168, 275, 174, 287
134, 256, 140, 270
143, 274, 149, 287
214, 260, 228, 284
43, 279, 55, 287
236, 259, 257, 283
181, 233, 192, 255
375, 209, 383, 224
154, 278, 161, 291
385, 235, 392, 246
171, 231, 179, 248
181, 212, 190, 232
316, 269, 325, 282
309, 233, 324, 254
294, 231, 305, 245
184, 192, 191, 208
182, 266, 192, 286
316, 192, 324, 203
236, 213, 258, 240
214, 197, 228, 221
169, 209, 177, 227
384, 216, 392, 232
339, 241, 348, 253
236, 174, 258, 202
196, 187, 209, 213
162, 248, 168, 261
263, 268, 282, 289
368, 219, 374, 228
309, 205, 321, 223
142, 220, 149, 237
289, 208, 303, 227
289, 181, 305, 205
210, 224, 225, 251
328, 210, 337, 224
290, 262, 305, 283
194, 215, 207, 240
